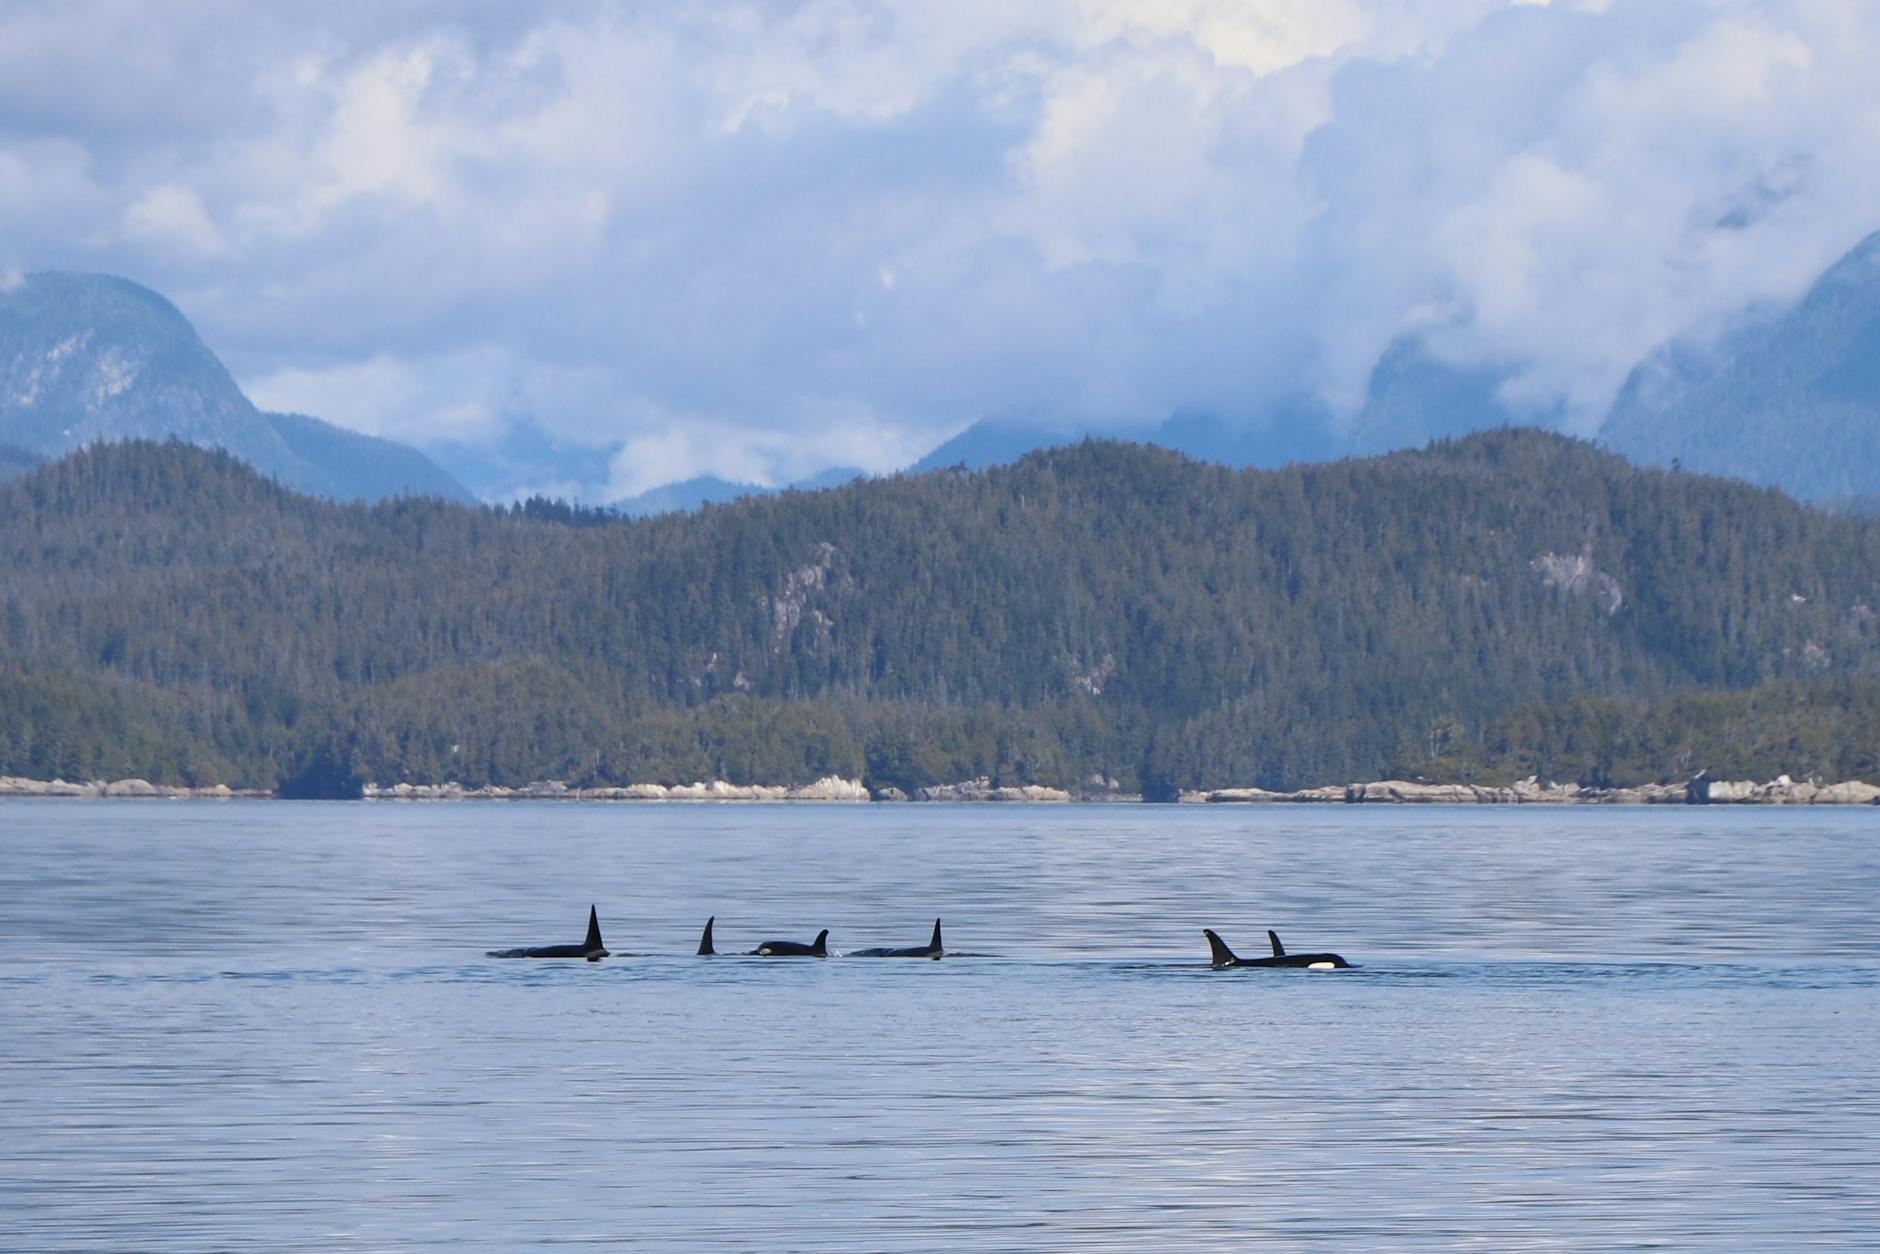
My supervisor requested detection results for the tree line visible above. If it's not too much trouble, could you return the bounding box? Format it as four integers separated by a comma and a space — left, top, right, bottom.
2, 432, 1877, 795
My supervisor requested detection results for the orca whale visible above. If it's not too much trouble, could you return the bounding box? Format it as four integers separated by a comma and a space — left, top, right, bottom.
488, 905, 610, 960
697, 916, 717, 955
1203, 928, 1348, 969
851, 919, 944, 959
752, 929, 829, 957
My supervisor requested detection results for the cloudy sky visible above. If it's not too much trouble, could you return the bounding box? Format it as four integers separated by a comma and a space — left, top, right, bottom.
5, 0, 1879, 498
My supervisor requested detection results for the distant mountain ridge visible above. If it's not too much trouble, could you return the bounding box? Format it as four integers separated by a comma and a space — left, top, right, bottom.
610, 466, 866, 517
0, 272, 471, 503
910, 407, 1338, 476
897, 230, 1880, 502
0, 439, 41, 482
1601, 231, 1880, 501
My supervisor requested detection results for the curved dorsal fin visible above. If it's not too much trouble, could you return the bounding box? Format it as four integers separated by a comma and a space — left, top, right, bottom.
812, 929, 829, 956
1268, 930, 1285, 957
1203, 929, 1238, 966
585, 905, 604, 952
697, 916, 715, 956
930, 918, 943, 952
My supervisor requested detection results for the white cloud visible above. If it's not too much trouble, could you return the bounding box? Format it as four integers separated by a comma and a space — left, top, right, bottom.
1071, 0, 1373, 74
7, 0, 1880, 488
604, 395, 932, 499
246, 351, 498, 442
1295, 1, 1880, 426
121, 183, 226, 258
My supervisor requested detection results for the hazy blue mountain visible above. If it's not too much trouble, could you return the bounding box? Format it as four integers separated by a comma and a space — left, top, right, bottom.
906, 347, 1527, 476
911, 417, 1089, 473
1346, 230, 1880, 489
0, 439, 43, 483
429, 423, 865, 509
612, 467, 865, 517
425, 415, 620, 504
0, 271, 471, 503
614, 474, 763, 516
258, 410, 474, 503
899, 231, 1880, 498
1342, 337, 1527, 457
1157, 405, 1339, 466
911, 406, 1337, 475
1601, 232, 1880, 502
791, 465, 866, 491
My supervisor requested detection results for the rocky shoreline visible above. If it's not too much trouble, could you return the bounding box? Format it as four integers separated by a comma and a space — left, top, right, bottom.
372, 774, 1119, 802
0, 776, 266, 799
3, 771, 1875, 804
1180, 774, 1880, 805
364, 775, 872, 802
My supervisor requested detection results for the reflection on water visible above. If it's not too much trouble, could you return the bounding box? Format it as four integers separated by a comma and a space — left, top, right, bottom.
1, 802, 1877, 1249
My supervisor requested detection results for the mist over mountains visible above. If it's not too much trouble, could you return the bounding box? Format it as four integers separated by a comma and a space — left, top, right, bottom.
1602, 231, 1880, 502
4, 227, 1878, 515
914, 231, 1880, 505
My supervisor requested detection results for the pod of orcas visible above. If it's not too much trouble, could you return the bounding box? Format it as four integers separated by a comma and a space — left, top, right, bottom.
489, 909, 1349, 968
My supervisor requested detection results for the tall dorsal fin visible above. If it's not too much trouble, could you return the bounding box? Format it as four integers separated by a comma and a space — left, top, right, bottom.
1268, 930, 1285, 957
812, 929, 829, 956
930, 918, 943, 952
1203, 929, 1238, 966
584, 905, 604, 952
698, 916, 716, 956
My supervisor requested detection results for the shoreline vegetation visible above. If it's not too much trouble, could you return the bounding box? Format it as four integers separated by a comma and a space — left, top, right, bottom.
5, 435, 1879, 798
5, 772, 1875, 805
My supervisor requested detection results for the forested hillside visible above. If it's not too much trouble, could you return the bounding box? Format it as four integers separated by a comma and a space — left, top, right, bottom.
3, 433, 1877, 795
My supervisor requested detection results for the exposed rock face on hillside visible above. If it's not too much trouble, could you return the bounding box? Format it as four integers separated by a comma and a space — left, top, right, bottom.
2, 276, 254, 452
1531, 548, 1624, 616
766, 542, 850, 653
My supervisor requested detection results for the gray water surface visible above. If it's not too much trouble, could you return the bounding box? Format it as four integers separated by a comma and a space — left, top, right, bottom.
2, 802, 1877, 1250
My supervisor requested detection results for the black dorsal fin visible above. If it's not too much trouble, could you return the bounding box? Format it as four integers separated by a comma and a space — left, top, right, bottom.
698, 916, 715, 956
1268, 930, 1285, 957
812, 929, 829, 956
930, 918, 943, 952
1203, 929, 1238, 966
585, 905, 604, 952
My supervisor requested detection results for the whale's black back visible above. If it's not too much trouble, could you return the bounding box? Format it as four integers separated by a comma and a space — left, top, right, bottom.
488, 904, 609, 960
852, 918, 945, 958
752, 928, 829, 956
1204, 927, 1349, 969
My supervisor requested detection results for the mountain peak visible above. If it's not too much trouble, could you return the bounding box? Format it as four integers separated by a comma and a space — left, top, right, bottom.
1, 270, 471, 503
2, 270, 252, 444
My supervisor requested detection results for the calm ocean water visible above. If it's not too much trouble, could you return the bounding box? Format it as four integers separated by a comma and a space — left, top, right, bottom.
2, 801, 1876, 1250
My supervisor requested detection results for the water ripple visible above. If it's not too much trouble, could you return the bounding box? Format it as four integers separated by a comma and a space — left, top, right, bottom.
2, 801, 1877, 1250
